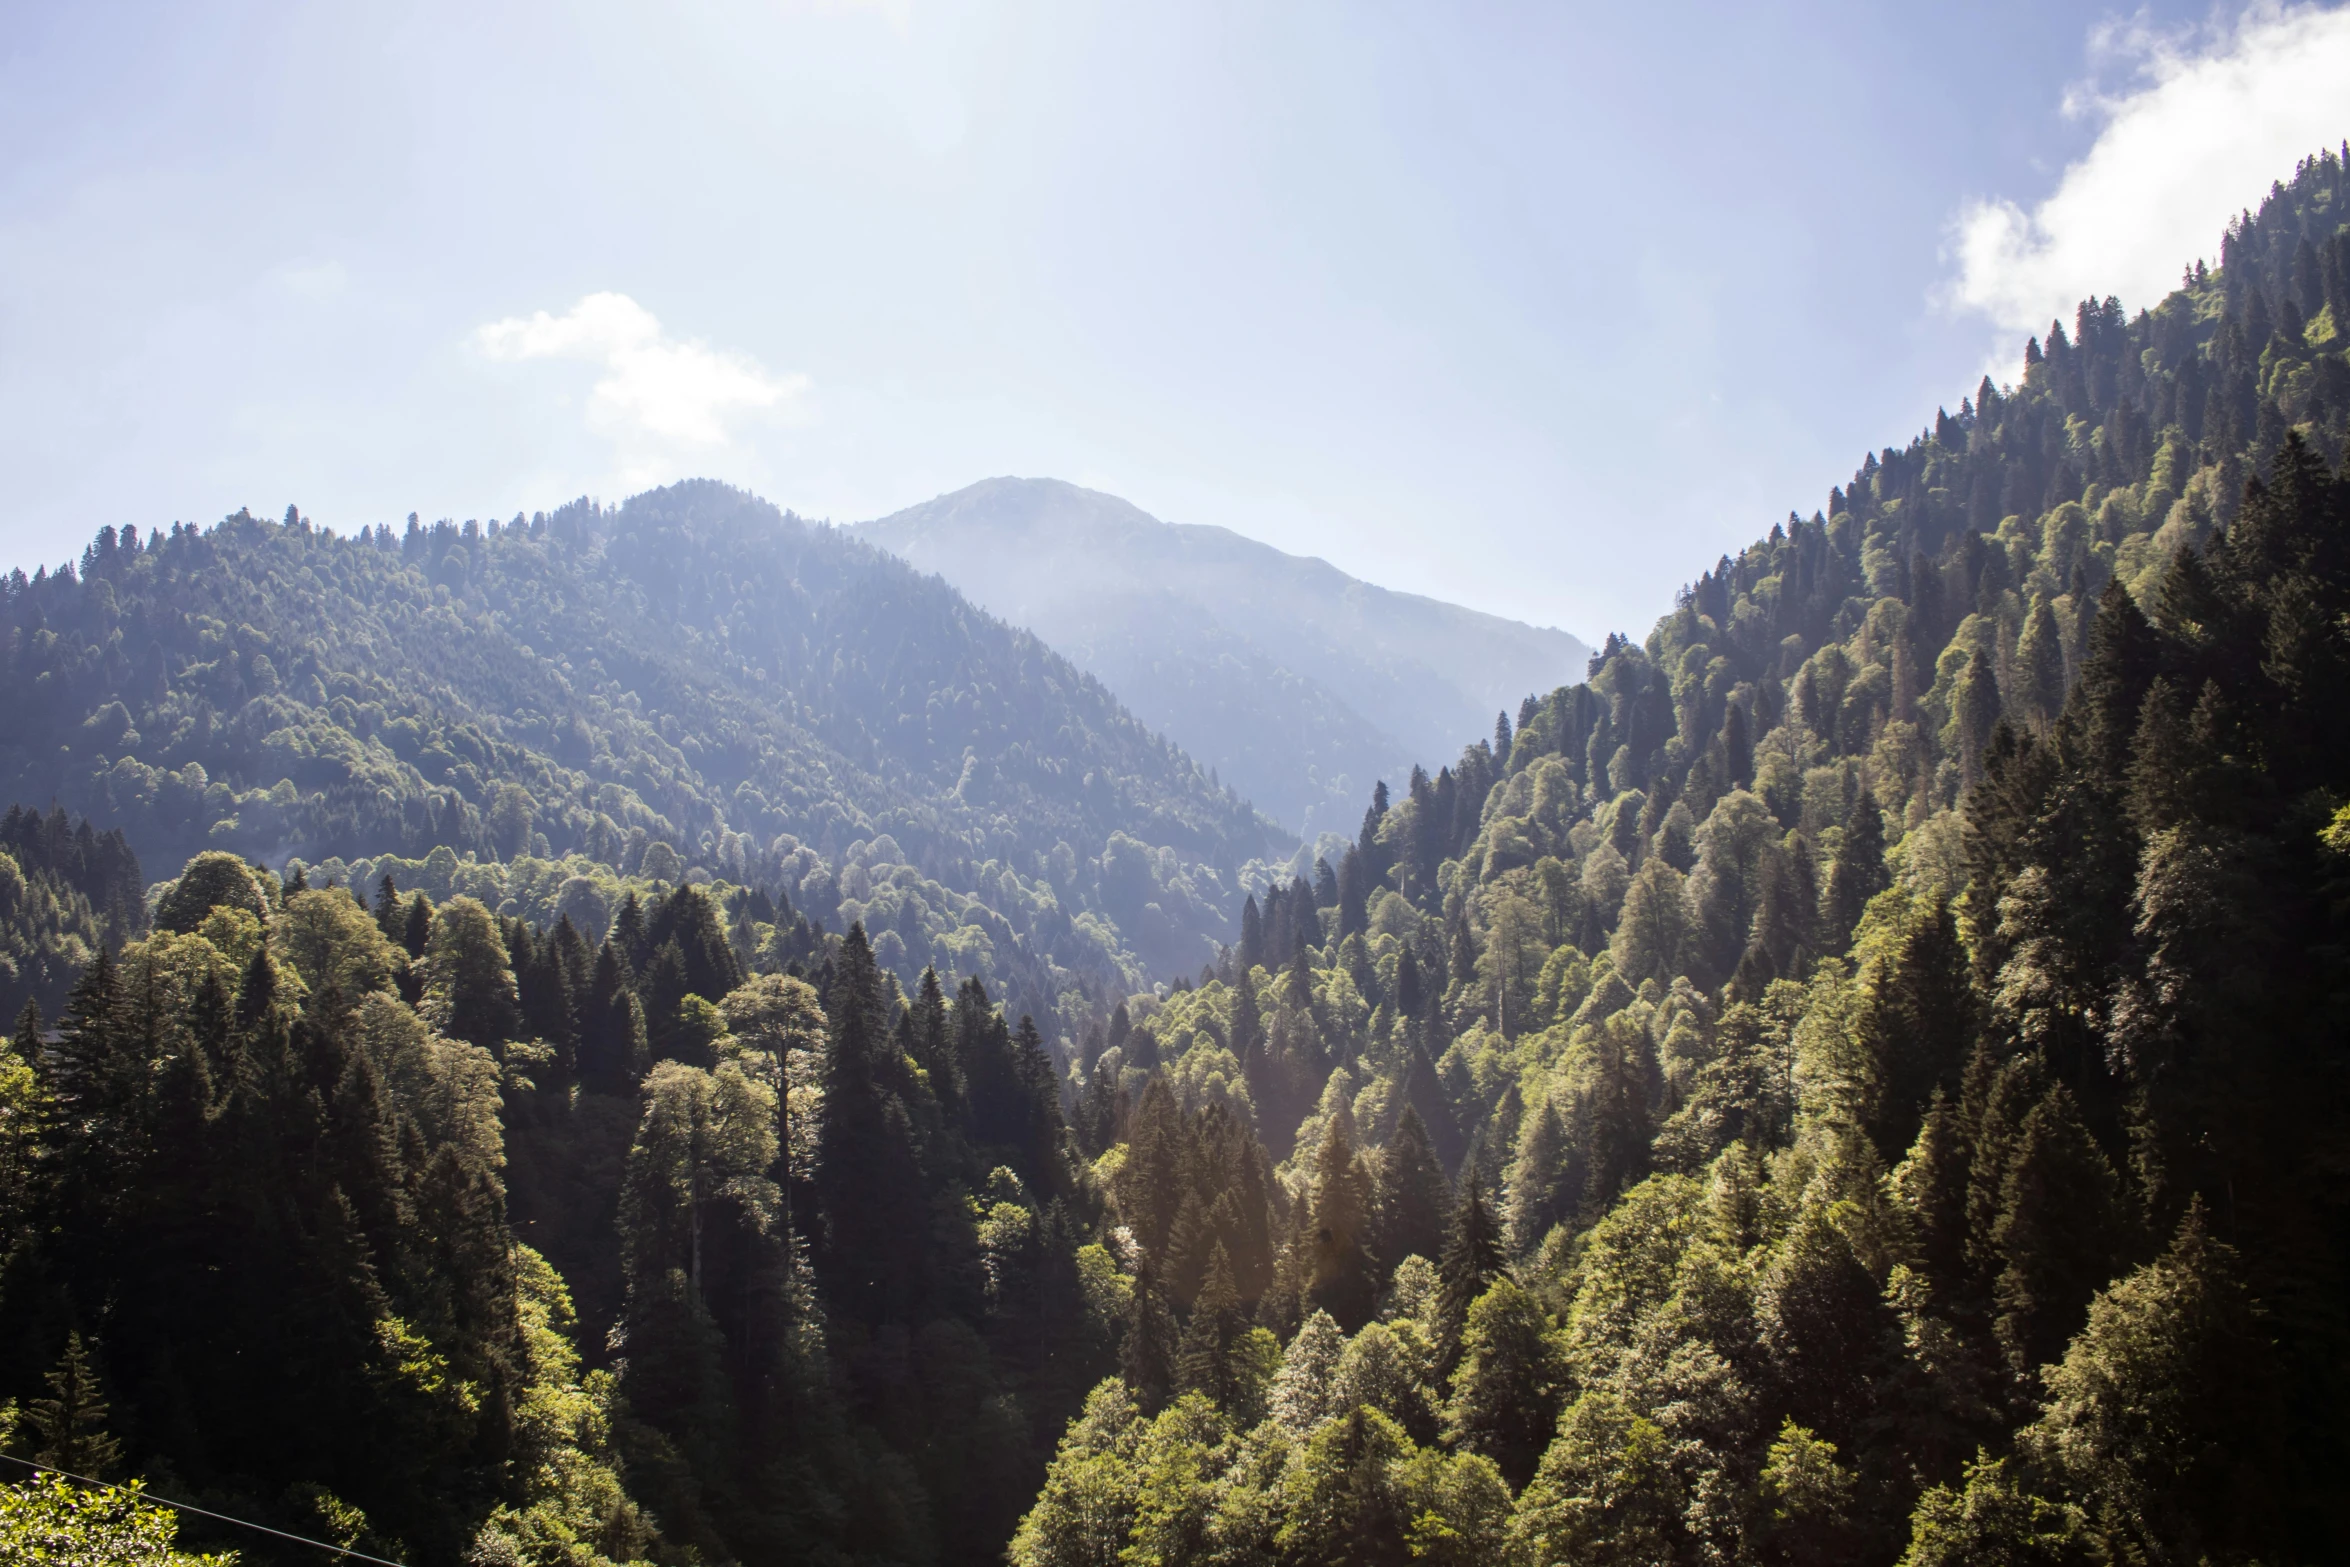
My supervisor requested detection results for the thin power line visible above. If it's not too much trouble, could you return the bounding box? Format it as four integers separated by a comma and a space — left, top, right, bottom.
0, 1451, 409, 1566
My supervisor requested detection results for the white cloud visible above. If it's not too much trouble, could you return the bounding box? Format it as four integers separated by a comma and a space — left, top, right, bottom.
1948, 4, 2350, 341
473, 292, 808, 458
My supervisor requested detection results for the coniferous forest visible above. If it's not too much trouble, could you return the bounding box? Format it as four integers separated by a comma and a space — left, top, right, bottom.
5, 151, 2350, 1565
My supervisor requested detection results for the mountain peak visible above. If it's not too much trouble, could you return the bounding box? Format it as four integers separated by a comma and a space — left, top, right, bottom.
859, 480, 1589, 834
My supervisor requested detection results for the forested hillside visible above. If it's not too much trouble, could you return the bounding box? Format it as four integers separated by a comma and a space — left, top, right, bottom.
858, 478, 1588, 836
0, 480, 1284, 1021
1005, 148, 2350, 1565
8, 147, 2350, 1567
0, 843, 1122, 1565
0, 806, 143, 1029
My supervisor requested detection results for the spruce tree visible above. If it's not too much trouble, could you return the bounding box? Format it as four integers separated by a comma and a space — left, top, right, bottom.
1818, 788, 1888, 952
1238, 894, 1265, 973
1991, 1084, 2128, 1377
25, 1332, 123, 1479
1863, 896, 1975, 1158
1172, 1243, 1244, 1411
1370, 1107, 1450, 1271
1306, 1118, 1378, 1331
1121, 1259, 1178, 1413
2015, 594, 2068, 726
400, 892, 433, 959
813, 924, 928, 1328
9, 998, 39, 1060
372, 872, 403, 940
1435, 1182, 1504, 1369
1504, 1100, 1572, 1256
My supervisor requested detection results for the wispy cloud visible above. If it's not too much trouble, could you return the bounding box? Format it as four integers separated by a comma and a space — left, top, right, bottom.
1947, 4, 2350, 345
474, 293, 808, 478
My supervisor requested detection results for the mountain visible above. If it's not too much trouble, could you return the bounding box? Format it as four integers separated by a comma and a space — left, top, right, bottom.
0, 480, 1286, 1014
1004, 147, 2350, 1565
13, 146, 2350, 1567
856, 478, 1589, 835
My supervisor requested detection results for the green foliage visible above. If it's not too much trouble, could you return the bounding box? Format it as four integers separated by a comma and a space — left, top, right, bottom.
16, 143, 2350, 1567
1, 485, 1283, 1033
1010, 147, 2350, 1566
22, 1333, 121, 1479
0, 1474, 237, 1566
0, 807, 141, 1027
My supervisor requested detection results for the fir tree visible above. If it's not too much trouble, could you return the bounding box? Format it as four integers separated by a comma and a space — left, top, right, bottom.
1306, 1118, 1378, 1331
1504, 1099, 1572, 1256
1435, 1182, 1504, 1368
24, 1332, 123, 1479
1371, 1107, 1450, 1271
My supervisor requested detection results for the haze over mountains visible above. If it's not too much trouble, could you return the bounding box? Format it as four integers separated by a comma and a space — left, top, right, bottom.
857, 478, 1590, 835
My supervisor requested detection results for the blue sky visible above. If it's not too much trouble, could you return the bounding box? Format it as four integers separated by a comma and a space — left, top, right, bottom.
4, 1, 2346, 639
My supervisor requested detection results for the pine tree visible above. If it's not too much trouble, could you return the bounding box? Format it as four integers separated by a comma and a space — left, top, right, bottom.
1371, 1107, 1450, 1271
25, 1332, 123, 1479
1307, 1118, 1378, 1331
1504, 1099, 1572, 1256
1435, 1183, 1504, 1369
1991, 1084, 2128, 1377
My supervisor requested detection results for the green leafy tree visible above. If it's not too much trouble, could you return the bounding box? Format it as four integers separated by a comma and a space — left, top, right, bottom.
1512, 1389, 1686, 1566
0, 1475, 236, 1565
1442, 1276, 1564, 1492
418, 895, 520, 1047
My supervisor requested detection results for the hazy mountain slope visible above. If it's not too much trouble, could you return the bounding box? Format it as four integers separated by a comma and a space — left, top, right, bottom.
857, 478, 1590, 834
0, 480, 1285, 1007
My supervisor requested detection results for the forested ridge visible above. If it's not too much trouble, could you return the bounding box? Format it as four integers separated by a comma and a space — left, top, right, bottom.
0, 478, 1283, 1026
5, 148, 2350, 1565
1000, 148, 2350, 1566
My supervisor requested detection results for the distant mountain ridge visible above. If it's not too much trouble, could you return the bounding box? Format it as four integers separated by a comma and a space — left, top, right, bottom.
856, 478, 1589, 835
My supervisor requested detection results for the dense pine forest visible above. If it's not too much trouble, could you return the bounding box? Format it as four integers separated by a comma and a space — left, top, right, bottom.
5, 148, 2350, 1564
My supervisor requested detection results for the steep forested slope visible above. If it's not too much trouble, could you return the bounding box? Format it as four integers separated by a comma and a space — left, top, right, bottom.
0, 807, 143, 1029
858, 478, 1588, 835
12, 146, 2350, 1567
1007, 147, 2350, 1566
0, 480, 1283, 1018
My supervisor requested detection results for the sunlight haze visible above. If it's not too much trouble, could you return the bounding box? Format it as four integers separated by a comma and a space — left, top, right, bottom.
1, 2, 2339, 636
